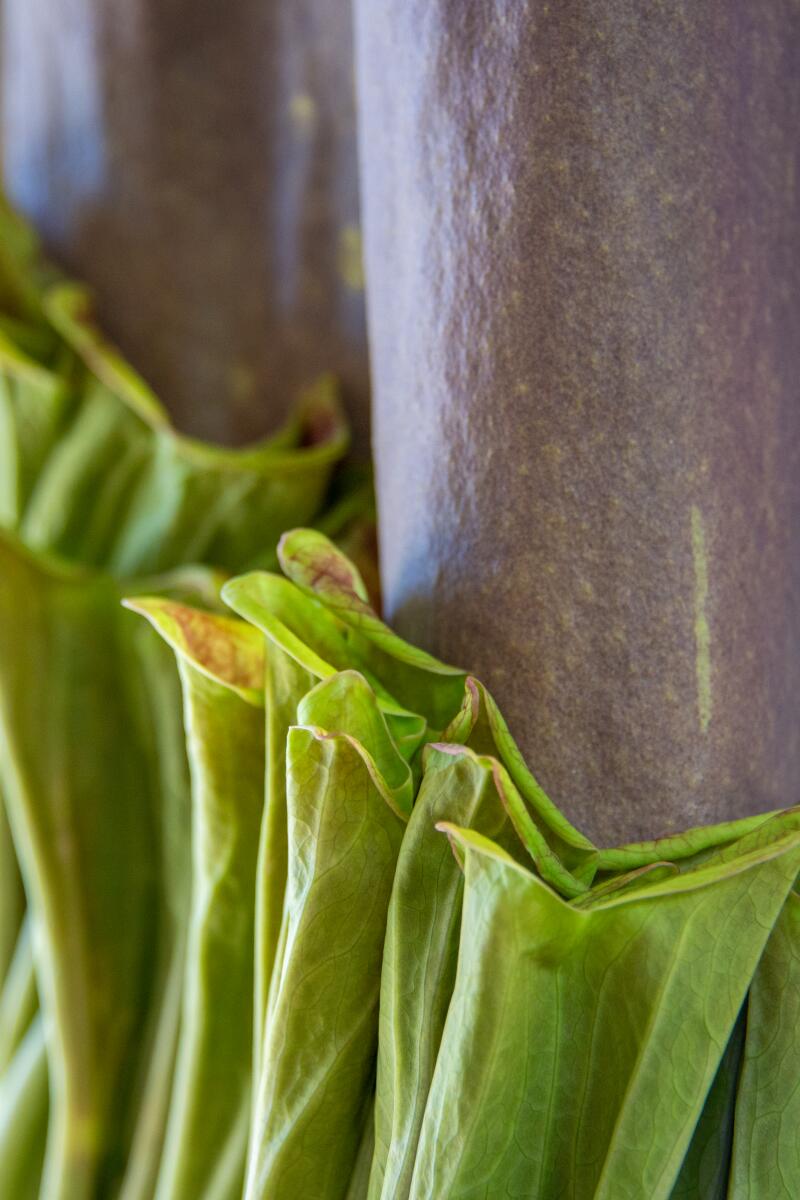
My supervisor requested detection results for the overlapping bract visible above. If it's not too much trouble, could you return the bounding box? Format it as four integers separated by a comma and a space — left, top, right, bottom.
125, 530, 798, 1200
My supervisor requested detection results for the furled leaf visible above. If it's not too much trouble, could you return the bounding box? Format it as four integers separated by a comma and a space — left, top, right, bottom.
222, 570, 428, 758
276, 532, 791, 890
463, 680, 597, 874
369, 745, 523, 1200
277, 528, 465, 730
223, 571, 408, 1078
0, 534, 162, 1200
115, 574, 235, 1200
347, 1104, 377, 1200
254, 641, 316, 1075
297, 671, 415, 819
126, 599, 266, 1200
0, 790, 25, 990
0, 1014, 48, 1200
476, 754, 590, 898
245, 695, 407, 1200
20, 287, 348, 574
0, 196, 57, 322
0, 272, 348, 578
728, 890, 800, 1198
0, 335, 71, 529
593, 810, 782, 875
124, 597, 265, 705
668, 1007, 745, 1199
115, 625, 193, 1200
0, 917, 37, 1076
409, 819, 800, 1199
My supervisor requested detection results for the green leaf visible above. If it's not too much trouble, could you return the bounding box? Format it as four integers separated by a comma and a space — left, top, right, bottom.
114, 618, 194, 1200
277, 528, 466, 729
222, 576, 419, 1081
369, 746, 523, 1200
298, 671, 415, 819
347, 1103, 377, 1200
222, 571, 428, 757
593, 810, 782, 875
728, 890, 800, 1198
1, 283, 347, 576
409, 821, 800, 1199
19, 379, 155, 565
669, 1007, 745, 1199
0, 917, 37, 1077
474, 753, 590, 898
0, 314, 58, 362
123, 597, 265, 706
0, 534, 162, 1200
127, 599, 265, 1200
0, 789, 25, 990
0, 338, 71, 529
222, 572, 348, 685
245, 722, 406, 1200
0, 1014, 49, 1200
0, 196, 57, 322
119, 574, 263, 1200
253, 641, 317, 1077
589, 809, 800, 904
0, 198, 356, 1199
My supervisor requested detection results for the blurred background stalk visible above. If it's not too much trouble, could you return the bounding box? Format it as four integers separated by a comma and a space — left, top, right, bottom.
1, 0, 371, 451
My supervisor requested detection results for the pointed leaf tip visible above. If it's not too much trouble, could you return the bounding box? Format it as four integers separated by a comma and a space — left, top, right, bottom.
278, 527, 372, 607
123, 596, 265, 704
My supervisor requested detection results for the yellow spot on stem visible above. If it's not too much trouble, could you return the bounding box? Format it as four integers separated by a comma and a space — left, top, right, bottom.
691, 505, 712, 733
289, 93, 316, 132
337, 225, 365, 291
230, 362, 256, 408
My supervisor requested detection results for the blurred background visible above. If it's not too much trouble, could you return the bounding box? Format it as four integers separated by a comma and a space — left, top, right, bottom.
1, 0, 371, 450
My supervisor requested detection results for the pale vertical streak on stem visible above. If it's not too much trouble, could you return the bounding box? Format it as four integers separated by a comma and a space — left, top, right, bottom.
691, 506, 712, 733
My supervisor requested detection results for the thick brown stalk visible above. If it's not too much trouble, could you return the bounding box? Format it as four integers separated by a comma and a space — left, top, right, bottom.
357, 1, 800, 840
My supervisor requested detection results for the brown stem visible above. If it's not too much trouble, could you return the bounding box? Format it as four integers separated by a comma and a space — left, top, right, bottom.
357, 0, 800, 841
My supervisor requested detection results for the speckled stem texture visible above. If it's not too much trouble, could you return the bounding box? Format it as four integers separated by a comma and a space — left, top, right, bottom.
1, 0, 370, 450
357, 1, 800, 841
